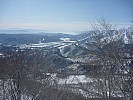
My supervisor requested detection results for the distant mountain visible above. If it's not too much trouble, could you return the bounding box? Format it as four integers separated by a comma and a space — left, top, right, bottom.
0, 33, 75, 45
0, 29, 29, 34
0, 29, 76, 36
0, 29, 47, 34
72, 31, 92, 40
0, 27, 133, 75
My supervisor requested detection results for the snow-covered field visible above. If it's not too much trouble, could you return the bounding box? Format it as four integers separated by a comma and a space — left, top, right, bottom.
19, 39, 76, 50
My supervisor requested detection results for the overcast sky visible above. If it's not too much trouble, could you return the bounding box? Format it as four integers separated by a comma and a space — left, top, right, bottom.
0, 0, 132, 33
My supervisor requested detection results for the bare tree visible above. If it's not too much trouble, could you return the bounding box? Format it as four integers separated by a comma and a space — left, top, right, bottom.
74, 19, 133, 99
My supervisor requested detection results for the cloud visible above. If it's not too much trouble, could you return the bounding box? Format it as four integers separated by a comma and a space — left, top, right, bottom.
0, 22, 91, 33
0, 22, 132, 34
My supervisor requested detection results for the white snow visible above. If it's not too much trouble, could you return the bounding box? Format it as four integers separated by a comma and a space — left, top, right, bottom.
57, 75, 92, 84
60, 38, 70, 41
0, 53, 3, 56
123, 32, 129, 44
43, 73, 93, 85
